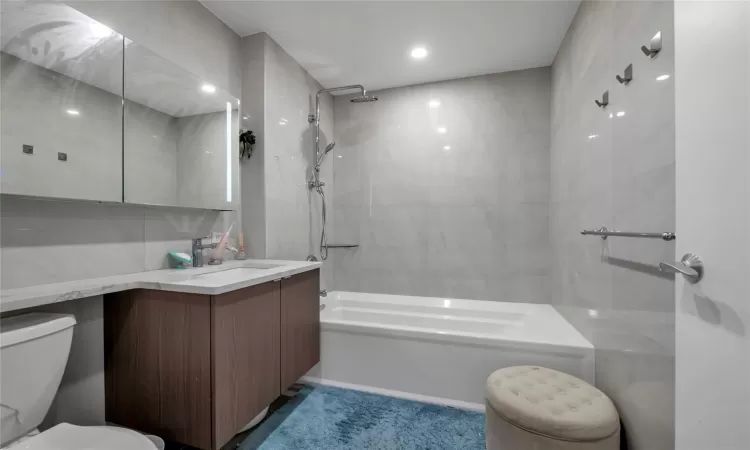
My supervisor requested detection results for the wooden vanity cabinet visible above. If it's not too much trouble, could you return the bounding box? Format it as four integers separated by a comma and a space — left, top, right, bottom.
104, 269, 320, 450
280, 269, 321, 390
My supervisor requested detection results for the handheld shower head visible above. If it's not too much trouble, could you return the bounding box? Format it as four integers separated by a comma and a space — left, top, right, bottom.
317, 141, 336, 166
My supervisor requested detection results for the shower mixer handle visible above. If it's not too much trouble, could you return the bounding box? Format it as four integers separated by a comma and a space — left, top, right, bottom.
308, 180, 325, 189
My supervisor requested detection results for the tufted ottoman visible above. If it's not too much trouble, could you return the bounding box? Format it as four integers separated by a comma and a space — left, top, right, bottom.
485, 366, 620, 450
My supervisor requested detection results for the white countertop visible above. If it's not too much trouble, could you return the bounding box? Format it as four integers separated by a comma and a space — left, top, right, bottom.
0, 259, 321, 313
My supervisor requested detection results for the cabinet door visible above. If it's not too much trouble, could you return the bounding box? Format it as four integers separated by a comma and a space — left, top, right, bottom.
280, 269, 321, 390
104, 290, 212, 450
212, 281, 281, 449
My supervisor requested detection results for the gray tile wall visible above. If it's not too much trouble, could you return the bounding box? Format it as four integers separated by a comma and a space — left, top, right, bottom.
239, 33, 267, 259
244, 34, 336, 288
331, 68, 552, 302
0, 196, 226, 289
550, 1, 675, 448
263, 36, 334, 266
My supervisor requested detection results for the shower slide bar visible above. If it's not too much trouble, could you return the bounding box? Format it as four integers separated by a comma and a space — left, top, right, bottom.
581, 227, 676, 241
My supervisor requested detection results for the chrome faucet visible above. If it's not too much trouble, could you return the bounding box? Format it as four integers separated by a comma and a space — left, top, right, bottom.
192, 237, 216, 267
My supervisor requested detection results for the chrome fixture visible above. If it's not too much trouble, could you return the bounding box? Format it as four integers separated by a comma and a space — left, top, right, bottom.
320, 290, 328, 297
325, 244, 359, 249
581, 227, 676, 241
317, 142, 336, 167
350, 95, 378, 103
616, 64, 633, 85
641, 31, 662, 59
595, 91, 609, 108
192, 237, 216, 267
660, 253, 703, 283
308, 85, 377, 261
306, 255, 318, 262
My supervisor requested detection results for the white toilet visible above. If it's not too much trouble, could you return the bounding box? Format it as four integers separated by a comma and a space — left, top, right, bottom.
0, 313, 157, 450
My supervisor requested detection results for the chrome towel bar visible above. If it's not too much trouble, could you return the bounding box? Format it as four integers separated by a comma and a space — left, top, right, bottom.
581, 227, 676, 241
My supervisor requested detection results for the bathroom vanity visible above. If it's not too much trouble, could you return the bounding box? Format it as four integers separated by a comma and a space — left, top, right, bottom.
0, 260, 321, 450
102, 268, 320, 450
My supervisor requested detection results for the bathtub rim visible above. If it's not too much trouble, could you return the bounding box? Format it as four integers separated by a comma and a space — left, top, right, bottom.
320, 290, 593, 357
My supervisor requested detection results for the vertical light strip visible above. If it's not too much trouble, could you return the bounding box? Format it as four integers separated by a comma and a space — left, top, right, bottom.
226, 101, 232, 203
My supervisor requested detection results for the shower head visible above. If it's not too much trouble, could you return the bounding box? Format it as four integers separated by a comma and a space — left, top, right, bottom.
351, 95, 378, 103
317, 141, 336, 166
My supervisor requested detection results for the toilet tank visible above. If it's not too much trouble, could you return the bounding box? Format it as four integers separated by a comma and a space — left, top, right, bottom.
0, 313, 76, 447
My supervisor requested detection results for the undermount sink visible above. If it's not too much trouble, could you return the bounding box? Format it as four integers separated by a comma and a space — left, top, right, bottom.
193, 267, 268, 280
239, 262, 283, 270
160, 262, 285, 286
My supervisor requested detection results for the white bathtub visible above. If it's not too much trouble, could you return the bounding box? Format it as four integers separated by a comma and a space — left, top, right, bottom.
304, 291, 594, 411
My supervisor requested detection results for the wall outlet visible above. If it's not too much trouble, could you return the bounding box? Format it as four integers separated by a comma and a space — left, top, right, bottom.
211, 232, 224, 244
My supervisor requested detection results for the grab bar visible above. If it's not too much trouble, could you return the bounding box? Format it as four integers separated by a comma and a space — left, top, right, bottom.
581, 227, 676, 241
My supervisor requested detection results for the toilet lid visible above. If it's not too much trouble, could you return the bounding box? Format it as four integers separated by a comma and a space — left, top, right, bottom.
14, 423, 158, 450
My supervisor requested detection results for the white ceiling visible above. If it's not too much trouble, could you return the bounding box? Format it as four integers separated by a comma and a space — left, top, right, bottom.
201, 0, 580, 92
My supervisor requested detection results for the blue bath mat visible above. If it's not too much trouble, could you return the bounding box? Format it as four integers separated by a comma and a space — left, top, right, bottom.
239, 384, 485, 450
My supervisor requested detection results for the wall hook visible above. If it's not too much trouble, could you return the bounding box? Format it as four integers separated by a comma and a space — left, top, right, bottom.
594, 91, 609, 108
616, 64, 633, 85
641, 31, 662, 59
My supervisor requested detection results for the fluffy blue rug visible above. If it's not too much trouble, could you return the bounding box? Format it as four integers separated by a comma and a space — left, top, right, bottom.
239, 384, 485, 450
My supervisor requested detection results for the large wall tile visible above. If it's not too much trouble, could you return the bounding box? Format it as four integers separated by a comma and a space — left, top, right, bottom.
332, 68, 552, 301
0, 198, 145, 289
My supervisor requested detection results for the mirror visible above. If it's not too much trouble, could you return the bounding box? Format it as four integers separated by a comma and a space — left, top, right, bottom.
123, 40, 239, 210
0, 3, 124, 202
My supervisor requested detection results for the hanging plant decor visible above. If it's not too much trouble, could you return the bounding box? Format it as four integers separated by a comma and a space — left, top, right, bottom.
240, 129, 255, 160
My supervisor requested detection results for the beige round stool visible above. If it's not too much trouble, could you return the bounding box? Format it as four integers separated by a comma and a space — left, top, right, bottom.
485, 366, 620, 450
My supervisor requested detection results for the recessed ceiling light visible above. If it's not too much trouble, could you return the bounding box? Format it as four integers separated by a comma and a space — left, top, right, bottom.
411, 47, 428, 59
616, 111, 626, 117
588, 134, 598, 139
66, 109, 80, 116
201, 84, 216, 93
609, 113, 614, 118
437, 127, 447, 134
428, 99, 441, 108
242, 116, 249, 120
443, 145, 451, 151
656, 74, 670, 81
